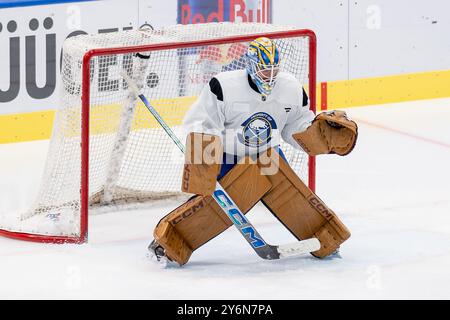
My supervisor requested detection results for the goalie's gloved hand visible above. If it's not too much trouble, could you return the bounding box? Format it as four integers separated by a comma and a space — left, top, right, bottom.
292, 110, 358, 156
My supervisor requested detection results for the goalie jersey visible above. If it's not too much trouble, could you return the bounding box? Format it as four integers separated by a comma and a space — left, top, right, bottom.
183, 69, 315, 157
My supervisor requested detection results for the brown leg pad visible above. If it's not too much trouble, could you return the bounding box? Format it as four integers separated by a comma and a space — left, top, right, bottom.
259, 151, 351, 258
154, 160, 272, 265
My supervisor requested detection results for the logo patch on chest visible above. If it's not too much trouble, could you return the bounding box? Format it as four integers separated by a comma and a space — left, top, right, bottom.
238, 112, 277, 147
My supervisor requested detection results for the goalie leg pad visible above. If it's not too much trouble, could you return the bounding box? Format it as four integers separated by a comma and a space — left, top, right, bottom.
153, 160, 272, 265
259, 150, 351, 258
182, 132, 223, 196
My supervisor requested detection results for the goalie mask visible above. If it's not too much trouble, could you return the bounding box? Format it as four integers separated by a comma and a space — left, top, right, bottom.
246, 37, 280, 97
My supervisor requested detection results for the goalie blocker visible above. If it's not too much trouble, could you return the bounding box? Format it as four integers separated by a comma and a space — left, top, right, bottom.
154, 111, 357, 265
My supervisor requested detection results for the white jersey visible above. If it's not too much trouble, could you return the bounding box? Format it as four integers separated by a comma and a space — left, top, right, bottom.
183, 69, 315, 157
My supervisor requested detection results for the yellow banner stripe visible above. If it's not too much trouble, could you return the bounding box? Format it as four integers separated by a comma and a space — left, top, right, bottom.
326, 69, 450, 109
2, 69, 450, 144
0, 96, 197, 144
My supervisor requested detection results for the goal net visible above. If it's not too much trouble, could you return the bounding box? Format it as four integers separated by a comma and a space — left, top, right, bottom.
0, 22, 316, 243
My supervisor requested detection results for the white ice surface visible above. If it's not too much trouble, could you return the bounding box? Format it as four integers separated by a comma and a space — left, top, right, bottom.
0, 98, 449, 299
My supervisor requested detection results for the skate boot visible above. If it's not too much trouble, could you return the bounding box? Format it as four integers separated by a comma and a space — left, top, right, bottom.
148, 239, 171, 263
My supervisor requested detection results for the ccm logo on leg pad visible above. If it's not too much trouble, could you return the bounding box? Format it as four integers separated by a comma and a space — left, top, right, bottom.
308, 195, 333, 220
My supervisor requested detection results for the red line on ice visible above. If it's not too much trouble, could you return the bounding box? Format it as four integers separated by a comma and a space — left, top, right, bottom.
354, 117, 450, 150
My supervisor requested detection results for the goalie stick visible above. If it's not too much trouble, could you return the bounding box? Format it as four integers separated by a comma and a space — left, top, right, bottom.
122, 71, 320, 260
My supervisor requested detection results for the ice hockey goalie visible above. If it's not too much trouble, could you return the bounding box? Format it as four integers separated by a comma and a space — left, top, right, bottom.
149, 37, 358, 265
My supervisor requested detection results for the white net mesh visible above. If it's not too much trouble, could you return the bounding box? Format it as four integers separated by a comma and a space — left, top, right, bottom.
0, 23, 314, 240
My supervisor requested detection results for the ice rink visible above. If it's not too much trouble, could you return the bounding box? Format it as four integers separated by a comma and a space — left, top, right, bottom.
0, 98, 449, 299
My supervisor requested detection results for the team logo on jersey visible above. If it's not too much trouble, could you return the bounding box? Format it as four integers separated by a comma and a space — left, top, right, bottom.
238, 112, 277, 147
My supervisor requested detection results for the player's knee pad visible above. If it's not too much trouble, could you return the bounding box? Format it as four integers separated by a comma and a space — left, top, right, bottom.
259, 149, 351, 258
153, 159, 272, 265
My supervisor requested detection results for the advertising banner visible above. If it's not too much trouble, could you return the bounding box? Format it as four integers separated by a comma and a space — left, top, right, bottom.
0, 0, 138, 114
177, 0, 272, 25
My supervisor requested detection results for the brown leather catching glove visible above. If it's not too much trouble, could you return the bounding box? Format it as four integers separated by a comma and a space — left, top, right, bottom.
181, 132, 222, 196
292, 110, 358, 156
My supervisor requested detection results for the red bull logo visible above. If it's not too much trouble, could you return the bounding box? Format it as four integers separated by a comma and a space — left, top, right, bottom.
178, 0, 272, 25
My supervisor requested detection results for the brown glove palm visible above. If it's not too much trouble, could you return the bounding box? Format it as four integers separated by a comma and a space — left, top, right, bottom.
292, 110, 358, 156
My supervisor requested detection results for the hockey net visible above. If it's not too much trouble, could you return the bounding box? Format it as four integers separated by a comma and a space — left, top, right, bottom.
0, 23, 316, 243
